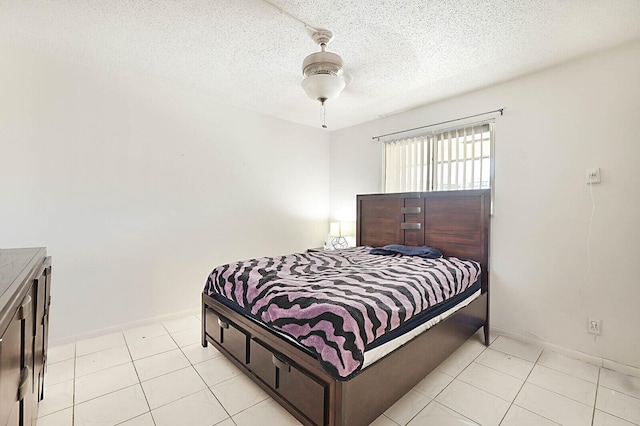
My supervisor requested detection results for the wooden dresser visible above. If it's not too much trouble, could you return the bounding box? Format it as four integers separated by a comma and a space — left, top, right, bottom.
0, 248, 51, 426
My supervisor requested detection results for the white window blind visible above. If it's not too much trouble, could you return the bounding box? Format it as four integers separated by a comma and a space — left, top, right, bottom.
384, 123, 493, 193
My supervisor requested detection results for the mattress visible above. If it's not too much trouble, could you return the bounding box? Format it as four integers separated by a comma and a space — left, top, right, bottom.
362, 287, 480, 367
204, 246, 481, 380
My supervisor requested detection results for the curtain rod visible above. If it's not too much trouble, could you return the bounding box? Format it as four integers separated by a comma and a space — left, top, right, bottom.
372, 108, 504, 141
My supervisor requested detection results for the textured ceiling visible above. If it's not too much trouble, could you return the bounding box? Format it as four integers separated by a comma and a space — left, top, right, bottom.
2, 0, 640, 129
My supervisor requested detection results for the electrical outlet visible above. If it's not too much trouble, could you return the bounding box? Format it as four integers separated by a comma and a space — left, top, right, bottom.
586, 167, 601, 184
588, 318, 602, 335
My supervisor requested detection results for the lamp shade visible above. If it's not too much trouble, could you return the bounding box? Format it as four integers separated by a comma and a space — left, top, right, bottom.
301, 73, 346, 102
329, 222, 341, 237
329, 221, 355, 237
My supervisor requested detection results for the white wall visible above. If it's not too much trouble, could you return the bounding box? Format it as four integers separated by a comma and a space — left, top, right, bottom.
330, 40, 640, 368
0, 45, 330, 343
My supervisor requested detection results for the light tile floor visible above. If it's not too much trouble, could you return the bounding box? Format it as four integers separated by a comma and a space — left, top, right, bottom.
38, 315, 640, 426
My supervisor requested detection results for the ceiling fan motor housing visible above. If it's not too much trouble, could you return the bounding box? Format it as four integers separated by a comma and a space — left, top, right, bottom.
302, 51, 343, 77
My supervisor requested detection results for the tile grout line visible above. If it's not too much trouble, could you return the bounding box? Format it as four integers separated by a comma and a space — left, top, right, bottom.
187, 320, 238, 424
590, 367, 601, 426
520, 379, 599, 411
526, 364, 601, 408
408, 338, 490, 425
72, 343, 76, 425
79, 331, 155, 426
73, 332, 155, 425
387, 389, 433, 425
168, 318, 242, 423
488, 338, 544, 364
212, 418, 236, 426
598, 371, 640, 401
500, 347, 599, 425
597, 410, 640, 426
192, 319, 296, 423
44, 321, 198, 424
592, 374, 640, 425
534, 362, 599, 384
381, 413, 401, 426
489, 339, 602, 420
75, 345, 131, 379
140, 323, 178, 425
114, 320, 214, 423
473, 353, 531, 381
122, 330, 156, 426
497, 345, 552, 425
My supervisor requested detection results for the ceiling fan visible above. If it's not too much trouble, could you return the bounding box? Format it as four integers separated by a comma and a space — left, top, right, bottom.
260, 0, 349, 128
300, 29, 347, 128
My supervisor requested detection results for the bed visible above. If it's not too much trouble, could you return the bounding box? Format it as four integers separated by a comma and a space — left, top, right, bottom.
201, 189, 490, 426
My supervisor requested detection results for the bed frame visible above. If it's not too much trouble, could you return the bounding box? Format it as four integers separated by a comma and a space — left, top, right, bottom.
201, 189, 490, 426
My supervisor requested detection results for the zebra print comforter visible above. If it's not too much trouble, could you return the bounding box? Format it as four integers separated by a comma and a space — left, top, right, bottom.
204, 246, 481, 380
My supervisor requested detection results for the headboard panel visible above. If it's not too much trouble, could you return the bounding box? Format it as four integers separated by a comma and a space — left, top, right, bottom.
357, 192, 415, 248
357, 189, 490, 291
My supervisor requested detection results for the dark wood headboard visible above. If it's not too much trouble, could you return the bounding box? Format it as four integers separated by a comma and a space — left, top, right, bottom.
356, 189, 490, 292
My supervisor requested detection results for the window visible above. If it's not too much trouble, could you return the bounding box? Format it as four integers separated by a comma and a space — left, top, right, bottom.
383, 123, 493, 193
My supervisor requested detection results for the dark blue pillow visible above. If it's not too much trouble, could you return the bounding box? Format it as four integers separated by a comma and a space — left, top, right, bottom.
369, 244, 443, 259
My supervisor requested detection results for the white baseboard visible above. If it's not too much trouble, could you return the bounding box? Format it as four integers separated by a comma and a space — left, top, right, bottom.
49, 307, 201, 347
492, 326, 640, 379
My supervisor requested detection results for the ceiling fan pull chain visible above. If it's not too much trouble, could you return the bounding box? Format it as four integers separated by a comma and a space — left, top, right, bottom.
321, 99, 327, 128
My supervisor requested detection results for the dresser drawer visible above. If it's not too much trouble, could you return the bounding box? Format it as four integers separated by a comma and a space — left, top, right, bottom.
204, 309, 248, 364
277, 359, 326, 426
249, 338, 326, 425
249, 339, 276, 388
0, 312, 22, 426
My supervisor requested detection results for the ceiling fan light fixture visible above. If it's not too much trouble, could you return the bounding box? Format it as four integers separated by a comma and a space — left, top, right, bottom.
301, 73, 346, 102
301, 29, 346, 103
